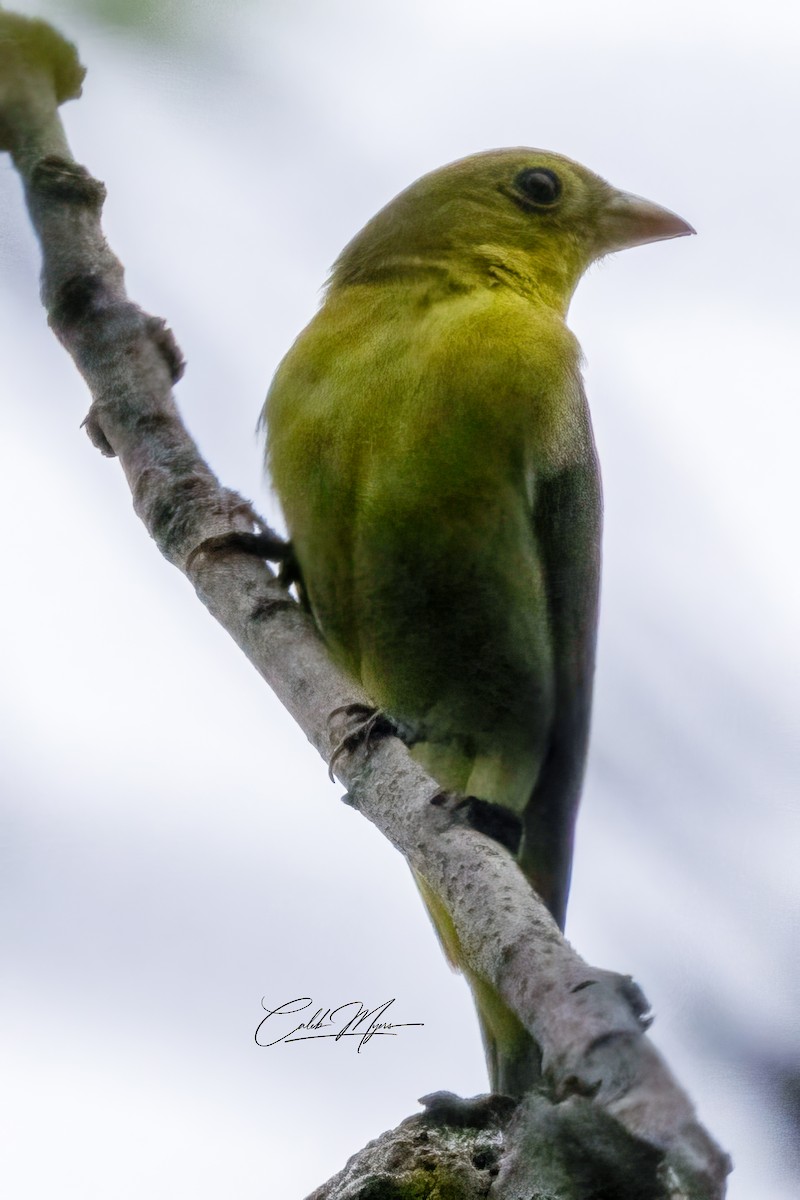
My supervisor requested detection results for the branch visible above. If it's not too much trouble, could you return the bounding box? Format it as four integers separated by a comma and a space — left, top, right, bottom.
0, 13, 731, 1199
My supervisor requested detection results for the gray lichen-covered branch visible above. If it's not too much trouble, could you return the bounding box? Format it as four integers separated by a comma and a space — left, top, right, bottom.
0, 12, 731, 1199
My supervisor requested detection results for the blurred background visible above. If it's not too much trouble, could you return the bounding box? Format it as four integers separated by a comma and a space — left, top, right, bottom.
1, 1, 797, 1196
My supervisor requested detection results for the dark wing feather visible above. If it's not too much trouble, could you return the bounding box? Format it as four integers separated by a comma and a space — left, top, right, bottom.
520, 438, 602, 930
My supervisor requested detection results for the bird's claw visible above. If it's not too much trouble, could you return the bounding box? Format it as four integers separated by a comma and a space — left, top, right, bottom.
188, 528, 290, 564
430, 791, 523, 855
185, 506, 299, 582
327, 703, 399, 781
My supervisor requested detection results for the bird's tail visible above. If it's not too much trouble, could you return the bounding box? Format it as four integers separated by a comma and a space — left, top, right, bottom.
411, 868, 541, 1096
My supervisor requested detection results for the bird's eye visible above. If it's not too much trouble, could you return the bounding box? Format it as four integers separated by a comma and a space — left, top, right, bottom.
514, 167, 562, 209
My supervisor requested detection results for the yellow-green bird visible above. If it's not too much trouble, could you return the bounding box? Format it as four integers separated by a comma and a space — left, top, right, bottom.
262, 149, 693, 1095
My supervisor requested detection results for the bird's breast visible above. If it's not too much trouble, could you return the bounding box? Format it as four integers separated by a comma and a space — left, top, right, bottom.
266, 283, 594, 805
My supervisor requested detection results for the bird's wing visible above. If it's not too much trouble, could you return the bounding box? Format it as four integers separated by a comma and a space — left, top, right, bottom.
520, 426, 602, 929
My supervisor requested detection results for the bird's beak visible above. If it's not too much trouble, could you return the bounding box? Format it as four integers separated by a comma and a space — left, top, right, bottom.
597, 189, 695, 255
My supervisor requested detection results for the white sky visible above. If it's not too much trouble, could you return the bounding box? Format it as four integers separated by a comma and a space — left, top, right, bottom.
1, 1, 798, 1197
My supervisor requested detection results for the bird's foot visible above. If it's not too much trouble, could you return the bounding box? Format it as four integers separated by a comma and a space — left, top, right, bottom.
327, 703, 400, 783
430, 792, 522, 855
196, 529, 301, 589
185, 507, 300, 590
187, 528, 288, 565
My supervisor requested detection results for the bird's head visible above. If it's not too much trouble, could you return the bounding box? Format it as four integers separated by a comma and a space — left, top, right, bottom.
330, 148, 694, 311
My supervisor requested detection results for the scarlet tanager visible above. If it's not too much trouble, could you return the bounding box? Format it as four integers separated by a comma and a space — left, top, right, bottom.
262, 149, 693, 1094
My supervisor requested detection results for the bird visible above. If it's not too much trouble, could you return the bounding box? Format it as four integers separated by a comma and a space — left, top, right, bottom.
261, 148, 693, 1095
